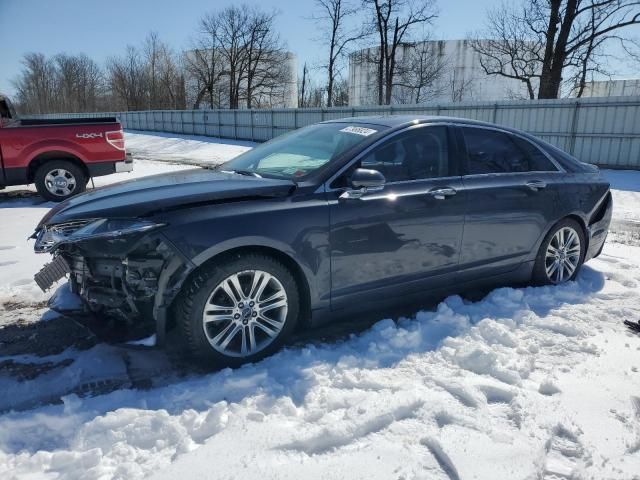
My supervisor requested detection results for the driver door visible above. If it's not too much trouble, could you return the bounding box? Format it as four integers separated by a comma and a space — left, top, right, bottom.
328, 125, 466, 308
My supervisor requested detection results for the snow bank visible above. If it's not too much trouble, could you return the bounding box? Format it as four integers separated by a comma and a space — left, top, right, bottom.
1, 244, 639, 479
124, 131, 254, 165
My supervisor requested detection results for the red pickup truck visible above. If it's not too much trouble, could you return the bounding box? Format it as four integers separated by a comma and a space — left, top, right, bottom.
0, 95, 133, 201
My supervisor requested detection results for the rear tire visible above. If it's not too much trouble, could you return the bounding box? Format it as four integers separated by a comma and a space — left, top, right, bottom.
34, 160, 87, 202
532, 218, 586, 285
176, 253, 300, 367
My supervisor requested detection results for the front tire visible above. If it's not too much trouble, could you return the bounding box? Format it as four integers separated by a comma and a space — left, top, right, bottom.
532, 219, 586, 285
34, 160, 87, 202
177, 254, 300, 367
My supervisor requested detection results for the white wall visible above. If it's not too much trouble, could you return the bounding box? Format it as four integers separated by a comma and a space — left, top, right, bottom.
349, 40, 535, 106
580, 79, 640, 98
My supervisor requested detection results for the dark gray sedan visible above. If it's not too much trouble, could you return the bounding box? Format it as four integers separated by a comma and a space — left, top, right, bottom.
32, 116, 612, 365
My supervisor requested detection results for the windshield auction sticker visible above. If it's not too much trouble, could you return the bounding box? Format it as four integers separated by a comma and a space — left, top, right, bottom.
340, 126, 378, 136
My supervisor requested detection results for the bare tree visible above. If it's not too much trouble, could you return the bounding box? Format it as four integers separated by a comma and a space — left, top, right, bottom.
243, 9, 289, 109
470, 6, 544, 100
53, 53, 105, 112
477, 0, 640, 99
566, 5, 614, 97
363, 0, 438, 105
215, 6, 251, 109
313, 0, 363, 106
106, 46, 148, 111
185, 15, 227, 109
299, 62, 310, 107
12, 53, 57, 113
143, 32, 164, 109
529, 0, 640, 98
157, 46, 187, 109
298, 64, 326, 107
193, 5, 291, 109
13, 52, 105, 114
332, 77, 350, 105
449, 68, 474, 102
393, 40, 448, 103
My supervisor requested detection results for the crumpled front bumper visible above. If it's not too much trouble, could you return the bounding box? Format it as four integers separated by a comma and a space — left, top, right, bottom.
35, 231, 194, 346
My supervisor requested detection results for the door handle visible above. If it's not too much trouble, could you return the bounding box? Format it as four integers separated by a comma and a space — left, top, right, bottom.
427, 187, 457, 200
525, 180, 547, 191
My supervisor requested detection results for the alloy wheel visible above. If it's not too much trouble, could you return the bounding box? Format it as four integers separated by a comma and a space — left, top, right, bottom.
545, 226, 581, 284
44, 168, 77, 197
202, 270, 288, 358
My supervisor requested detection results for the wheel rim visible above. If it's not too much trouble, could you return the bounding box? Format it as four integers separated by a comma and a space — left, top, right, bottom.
202, 270, 288, 358
44, 168, 77, 197
545, 226, 581, 284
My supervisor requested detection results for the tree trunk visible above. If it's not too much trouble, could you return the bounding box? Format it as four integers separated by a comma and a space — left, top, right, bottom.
377, 50, 384, 105
537, 0, 561, 98
538, 0, 578, 99
327, 61, 334, 108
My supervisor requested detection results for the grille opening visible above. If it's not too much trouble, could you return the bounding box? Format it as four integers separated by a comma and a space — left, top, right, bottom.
49, 219, 95, 235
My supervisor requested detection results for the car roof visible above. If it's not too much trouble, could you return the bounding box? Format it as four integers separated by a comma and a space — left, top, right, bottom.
322, 114, 498, 129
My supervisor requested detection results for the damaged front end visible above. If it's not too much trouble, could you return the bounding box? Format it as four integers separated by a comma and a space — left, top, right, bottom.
32, 218, 193, 345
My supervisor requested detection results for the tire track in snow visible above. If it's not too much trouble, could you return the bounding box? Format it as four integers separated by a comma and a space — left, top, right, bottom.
280, 400, 424, 455
421, 437, 461, 480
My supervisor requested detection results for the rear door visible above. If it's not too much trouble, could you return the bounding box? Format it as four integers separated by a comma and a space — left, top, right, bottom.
328, 124, 466, 307
456, 125, 563, 280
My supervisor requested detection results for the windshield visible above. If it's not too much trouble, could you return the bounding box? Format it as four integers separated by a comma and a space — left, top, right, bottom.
221, 122, 385, 179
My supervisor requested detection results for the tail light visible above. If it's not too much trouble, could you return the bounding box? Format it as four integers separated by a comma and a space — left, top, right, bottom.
106, 130, 125, 151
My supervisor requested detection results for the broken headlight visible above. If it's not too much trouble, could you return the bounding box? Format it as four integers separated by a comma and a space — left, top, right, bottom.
34, 219, 166, 253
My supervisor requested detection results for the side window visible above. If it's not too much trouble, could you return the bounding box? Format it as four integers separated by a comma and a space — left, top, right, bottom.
511, 136, 558, 172
360, 126, 449, 182
462, 127, 557, 174
461, 127, 529, 174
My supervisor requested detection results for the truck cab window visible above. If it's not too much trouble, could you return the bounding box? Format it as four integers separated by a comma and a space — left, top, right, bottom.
0, 100, 12, 120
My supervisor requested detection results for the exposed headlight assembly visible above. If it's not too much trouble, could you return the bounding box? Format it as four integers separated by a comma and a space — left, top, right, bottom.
34, 218, 165, 253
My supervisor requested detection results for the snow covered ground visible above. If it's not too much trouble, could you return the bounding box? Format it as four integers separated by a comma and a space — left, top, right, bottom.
123, 131, 254, 166
1, 131, 639, 480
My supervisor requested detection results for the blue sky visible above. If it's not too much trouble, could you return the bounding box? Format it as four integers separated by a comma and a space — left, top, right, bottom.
0, 0, 635, 97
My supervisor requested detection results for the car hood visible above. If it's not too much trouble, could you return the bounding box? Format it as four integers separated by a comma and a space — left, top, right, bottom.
39, 168, 296, 226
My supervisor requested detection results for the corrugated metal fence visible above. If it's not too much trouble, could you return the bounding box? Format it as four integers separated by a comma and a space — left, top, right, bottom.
29, 96, 640, 168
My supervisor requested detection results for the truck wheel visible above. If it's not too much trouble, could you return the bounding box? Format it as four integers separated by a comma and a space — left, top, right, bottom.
34, 160, 87, 202
176, 254, 300, 367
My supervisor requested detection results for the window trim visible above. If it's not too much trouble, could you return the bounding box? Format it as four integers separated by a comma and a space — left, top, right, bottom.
324, 123, 460, 192
455, 124, 565, 176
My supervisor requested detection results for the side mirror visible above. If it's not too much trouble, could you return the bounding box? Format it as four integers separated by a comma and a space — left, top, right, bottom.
340, 168, 386, 200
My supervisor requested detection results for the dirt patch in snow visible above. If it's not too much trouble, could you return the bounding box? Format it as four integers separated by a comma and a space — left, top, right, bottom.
0, 314, 96, 357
